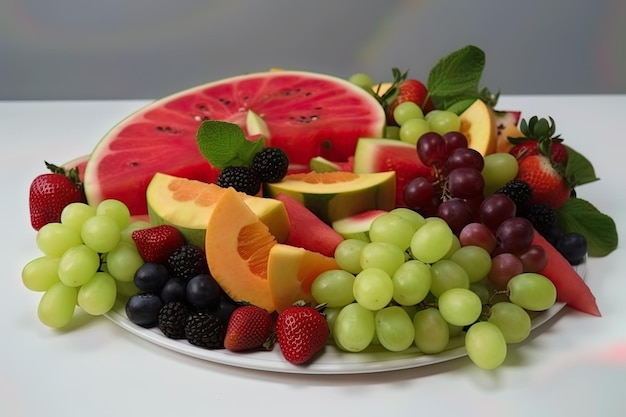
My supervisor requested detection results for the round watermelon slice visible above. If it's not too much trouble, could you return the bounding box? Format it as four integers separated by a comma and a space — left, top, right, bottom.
84, 71, 386, 216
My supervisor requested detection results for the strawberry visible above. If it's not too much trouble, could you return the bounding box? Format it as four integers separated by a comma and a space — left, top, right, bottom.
224, 305, 274, 352
380, 68, 435, 125
515, 155, 571, 209
509, 116, 569, 165
131, 225, 185, 263
275, 304, 329, 364
29, 161, 86, 230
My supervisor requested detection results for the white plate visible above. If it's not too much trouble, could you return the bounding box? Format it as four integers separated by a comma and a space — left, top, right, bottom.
105, 261, 586, 374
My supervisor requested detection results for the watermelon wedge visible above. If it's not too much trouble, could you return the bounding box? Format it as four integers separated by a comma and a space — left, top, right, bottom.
531, 230, 601, 317
84, 71, 386, 216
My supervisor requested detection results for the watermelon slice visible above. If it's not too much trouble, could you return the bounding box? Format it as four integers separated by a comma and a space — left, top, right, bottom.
84, 71, 386, 216
352, 138, 433, 207
531, 230, 601, 317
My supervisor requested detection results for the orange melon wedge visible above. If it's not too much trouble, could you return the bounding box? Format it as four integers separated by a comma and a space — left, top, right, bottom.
205, 187, 277, 312
459, 99, 497, 156
267, 244, 340, 313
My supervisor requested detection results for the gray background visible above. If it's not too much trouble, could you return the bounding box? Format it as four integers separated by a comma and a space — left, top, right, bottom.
1, 0, 624, 100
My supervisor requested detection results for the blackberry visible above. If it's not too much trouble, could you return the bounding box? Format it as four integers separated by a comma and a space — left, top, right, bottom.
185, 312, 226, 349
496, 180, 533, 208
524, 203, 556, 236
252, 147, 289, 183
167, 244, 209, 281
157, 301, 191, 339
216, 166, 260, 195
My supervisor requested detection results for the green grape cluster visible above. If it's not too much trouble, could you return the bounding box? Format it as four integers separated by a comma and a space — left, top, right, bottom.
22, 200, 150, 328
311, 208, 557, 370
391, 102, 461, 144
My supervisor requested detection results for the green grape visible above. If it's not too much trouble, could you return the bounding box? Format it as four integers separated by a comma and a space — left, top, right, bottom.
359, 241, 405, 276
58, 244, 101, 287
115, 279, 140, 297
38, 282, 78, 328
311, 269, 355, 307
106, 242, 145, 282
413, 307, 450, 354
120, 219, 152, 244
36, 222, 82, 257
399, 118, 431, 145
430, 259, 470, 298
323, 306, 341, 339
391, 260, 432, 306
22, 256, 61, 291
410, 219, 454, 264
389, 208, 426, 230
81, 215, 121, 253
488, 301, 531, 343
96, 199, 131, 229
442, 234, 461, 259
470, 280, 491, 304
393, 101, 424, 126
448, 323, 464, 337
348, 72, 374, 89
353, 268, 394, 311
450, 245, 492, 283
60, 202, 96, 233
425, 110, 461, 134
481, 153, 519, 195
438, 288, 483, 326
78, 271, 117, 315
507, 272, 557, 311
384, 125, 400, 140
333, 303, 376, 352
368, 213, 416, 251
465, 321, 507, 370
334, 239, 367, 274
375, 306, 415, 352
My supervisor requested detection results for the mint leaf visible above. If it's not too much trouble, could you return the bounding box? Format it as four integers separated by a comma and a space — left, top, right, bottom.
196, 120, 264, 169
565, 145, 599, 186
556, 197, 618, 257
444, 97, 479, 115
427, 45, 485, 110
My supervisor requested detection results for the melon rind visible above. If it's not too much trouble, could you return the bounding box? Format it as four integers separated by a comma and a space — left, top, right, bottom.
147, 173, 289, 248
263, 171, 396, 224
331, 209, 388, 241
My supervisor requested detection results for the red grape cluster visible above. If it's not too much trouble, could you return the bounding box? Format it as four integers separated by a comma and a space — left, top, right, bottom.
403, 131, 548, 290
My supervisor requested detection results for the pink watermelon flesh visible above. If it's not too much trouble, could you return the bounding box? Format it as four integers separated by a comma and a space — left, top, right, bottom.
274, 193, 344, 258
84, 71, 386, 216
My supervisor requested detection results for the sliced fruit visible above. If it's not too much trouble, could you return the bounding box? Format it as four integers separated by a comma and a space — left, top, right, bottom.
267, 244, 339, 313
273, 193, 344, 257
205, 187, 277, 312
496, 124, 524, 153
309, 156, 352, 173
263, 171, 395, 224
84, 70, 386, 216
531, 229, 600, 317
494, 110, 522, 153
332, 209, 388, 241
459, 99, 497, 156
352, 138, 432, 207
147, 173, 289, 248
62, 155, 89, 182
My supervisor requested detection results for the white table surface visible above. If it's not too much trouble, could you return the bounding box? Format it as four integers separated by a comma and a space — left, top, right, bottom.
1, 96, 624, 417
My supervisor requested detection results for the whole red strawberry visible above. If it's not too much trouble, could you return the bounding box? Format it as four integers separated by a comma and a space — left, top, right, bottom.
516, 155, 571, 209
275, 304, 329, 365
382, 68, 435, 125
224, 305, 274, 352
509, 116, 569, 165
29, 161, 86, 230
132, 225, 185, 263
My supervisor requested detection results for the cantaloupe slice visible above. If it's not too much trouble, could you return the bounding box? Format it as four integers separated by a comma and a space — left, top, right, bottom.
205, 187, 277, 312
267, 244, 340, 313
459, 99, 497, 156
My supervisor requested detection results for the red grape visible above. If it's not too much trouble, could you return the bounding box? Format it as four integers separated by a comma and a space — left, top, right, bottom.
447, 167, 484, 199
403, 177, 435, 209
459, 222, 497, 253
437, 198, 474, 235
446, 147, 485, 172
518, 244, 548, 272
488, 253, 524, 290
442, 131, 468, 155
495, 217, 534, 253
417, 132, 447, 166
479, 194, 516, 230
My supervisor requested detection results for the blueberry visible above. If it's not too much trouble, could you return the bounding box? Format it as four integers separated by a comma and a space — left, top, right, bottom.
125, 293, 163, 328
214, 296, 239, 324
160, 277, 187, 304
186, 274, 221, 310
555, 232, 587, 265
134, 263, 169, 292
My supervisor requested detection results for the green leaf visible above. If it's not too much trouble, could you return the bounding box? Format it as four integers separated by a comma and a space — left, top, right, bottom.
556, 197, 618, 257
196, 120, 264, 169
427, 45, 485, 109
565, 145, 599, 186
442, 96, 480, 115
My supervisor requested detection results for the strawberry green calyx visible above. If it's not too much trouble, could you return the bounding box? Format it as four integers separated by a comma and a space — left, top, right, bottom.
44, 160, 83, 190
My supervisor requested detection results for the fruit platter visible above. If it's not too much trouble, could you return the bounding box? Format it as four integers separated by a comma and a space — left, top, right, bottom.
20, 45, 618, 373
